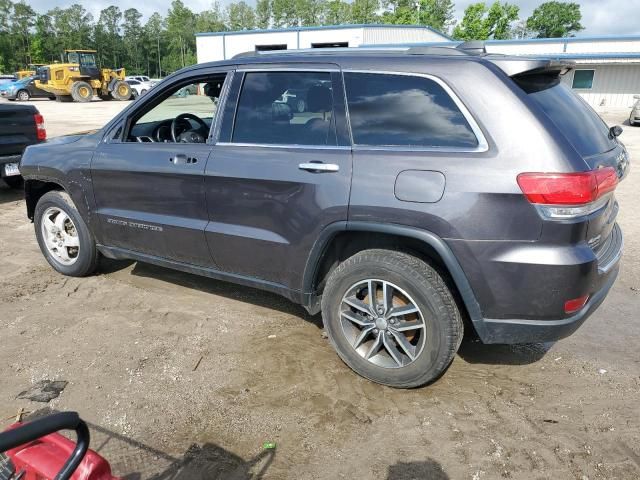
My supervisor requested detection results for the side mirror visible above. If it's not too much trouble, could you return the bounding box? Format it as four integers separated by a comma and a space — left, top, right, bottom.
609, 125, 623, 138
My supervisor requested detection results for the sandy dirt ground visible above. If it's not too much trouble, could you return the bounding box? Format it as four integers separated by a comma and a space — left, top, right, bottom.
0, 98, 639, 479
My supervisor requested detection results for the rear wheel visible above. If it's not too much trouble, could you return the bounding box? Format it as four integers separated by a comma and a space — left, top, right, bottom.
34, 191, 98, 277
296, 99, 306, 113
111, 80, 131, 101
321, 249, 463, 388
16, 90, 30, 101
71, 81, 93, 102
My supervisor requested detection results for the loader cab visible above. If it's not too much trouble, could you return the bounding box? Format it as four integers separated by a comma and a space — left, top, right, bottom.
64, 50, 100, 80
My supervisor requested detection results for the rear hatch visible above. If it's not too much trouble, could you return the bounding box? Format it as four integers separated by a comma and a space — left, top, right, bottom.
506, 60, 627, 265
0, 104, 39, 159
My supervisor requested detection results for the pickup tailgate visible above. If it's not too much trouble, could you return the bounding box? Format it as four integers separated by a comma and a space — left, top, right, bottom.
0, 103, 39, 160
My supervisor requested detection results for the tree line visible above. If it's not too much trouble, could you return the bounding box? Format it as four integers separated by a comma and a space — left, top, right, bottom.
0, 0, 584, 77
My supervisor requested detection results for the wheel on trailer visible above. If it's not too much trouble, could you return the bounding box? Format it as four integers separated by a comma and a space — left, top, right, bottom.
16, 90, 30, 101
321, 249, 463, 388
110, 80, 132, 101
71, 81, 93, 102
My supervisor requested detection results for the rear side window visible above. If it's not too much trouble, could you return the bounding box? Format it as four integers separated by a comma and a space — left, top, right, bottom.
232, 71, 336, 146
343, 72, 479, 148
523, 79, 615, 157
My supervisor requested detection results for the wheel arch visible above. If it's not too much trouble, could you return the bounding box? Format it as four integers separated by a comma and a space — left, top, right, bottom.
303, 222, 486, 337
24, 178, 66, 220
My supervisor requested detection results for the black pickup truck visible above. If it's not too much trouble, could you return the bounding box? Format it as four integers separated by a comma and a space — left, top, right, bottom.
0, 103, 46, 188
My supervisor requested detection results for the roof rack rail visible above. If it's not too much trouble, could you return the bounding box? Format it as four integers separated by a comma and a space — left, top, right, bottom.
405, 46, 470, 56
456, 41, 486, 55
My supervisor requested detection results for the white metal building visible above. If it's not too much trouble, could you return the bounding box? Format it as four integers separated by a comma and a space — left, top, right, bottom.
195, 24, 451, 63
195, 25, 640, 109
364, 35, 640, 109
483, 37, 640, 108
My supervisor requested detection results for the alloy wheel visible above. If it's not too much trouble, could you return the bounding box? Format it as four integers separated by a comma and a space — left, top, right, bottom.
40, 207, 80, 265
339, 279, 426, 369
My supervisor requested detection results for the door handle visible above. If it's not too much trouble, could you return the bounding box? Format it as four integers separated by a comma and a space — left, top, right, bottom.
170, 154, 197, 165
298, 162, 339, 173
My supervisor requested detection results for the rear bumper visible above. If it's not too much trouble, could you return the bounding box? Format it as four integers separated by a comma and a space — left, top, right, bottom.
448, 223, 623, 344
478, 263, 618, 344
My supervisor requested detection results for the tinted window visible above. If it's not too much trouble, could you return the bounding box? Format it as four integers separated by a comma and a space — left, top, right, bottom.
233, 71, 336, 146
572, 70, 594, 89
344, 72, 479, 148
527, 81, 615, 157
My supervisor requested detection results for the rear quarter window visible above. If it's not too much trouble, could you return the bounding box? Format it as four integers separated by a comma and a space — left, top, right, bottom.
343, 72, 479, 149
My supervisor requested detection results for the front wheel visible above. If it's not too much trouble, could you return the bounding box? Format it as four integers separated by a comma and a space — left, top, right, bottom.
321, 249, 463, 388
34, 190, 98, 277
17, 90, 30, 101
111, 80, 132, 101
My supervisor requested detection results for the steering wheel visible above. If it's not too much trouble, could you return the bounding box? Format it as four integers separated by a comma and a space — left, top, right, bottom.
170, 113, 209, 143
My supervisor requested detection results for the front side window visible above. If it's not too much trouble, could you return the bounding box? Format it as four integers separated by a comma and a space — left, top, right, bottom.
232, 71, 336, 146
344, 72, 479, 148
127, 73, 226, 143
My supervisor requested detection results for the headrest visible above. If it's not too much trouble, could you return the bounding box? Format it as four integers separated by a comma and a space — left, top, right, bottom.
306, 85, 332, 113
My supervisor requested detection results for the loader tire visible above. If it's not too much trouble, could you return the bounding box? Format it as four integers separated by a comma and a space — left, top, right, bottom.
71, 81, 93, 102
111, 81, 132, 101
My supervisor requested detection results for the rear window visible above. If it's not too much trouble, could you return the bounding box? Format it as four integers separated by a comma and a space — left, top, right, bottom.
344, 72, 479, 148
521, 78, 615, 157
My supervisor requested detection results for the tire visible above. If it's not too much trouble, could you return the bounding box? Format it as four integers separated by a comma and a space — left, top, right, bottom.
3, 176, 23, 189
141, 89, 147, 95
321, 249, 463, 388
296, 99, 306, 113
110, 80, 131, 101
71, 81, 93, 102
49, 96, 56, 101
16, 90, 30, 101
34, 190, 98, 277
56, 95, 73, 102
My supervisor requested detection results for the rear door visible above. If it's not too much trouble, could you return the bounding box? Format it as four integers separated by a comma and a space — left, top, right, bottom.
91, 69, 230, 267
204, 66, 352, 290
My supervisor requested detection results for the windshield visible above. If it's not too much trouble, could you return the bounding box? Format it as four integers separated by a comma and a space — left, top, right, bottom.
524, 79, 616, 157
80, 53, 97, 68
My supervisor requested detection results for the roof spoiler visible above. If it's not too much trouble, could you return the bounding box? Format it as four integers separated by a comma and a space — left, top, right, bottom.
488, 57, 575, 77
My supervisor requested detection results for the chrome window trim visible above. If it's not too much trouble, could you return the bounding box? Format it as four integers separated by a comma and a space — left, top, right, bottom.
342, 69, 489, 153
216, 142, 350, 150
237, 67, 340, 73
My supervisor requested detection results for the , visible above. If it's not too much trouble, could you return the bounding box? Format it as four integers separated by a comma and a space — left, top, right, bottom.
18, 44, 628, 388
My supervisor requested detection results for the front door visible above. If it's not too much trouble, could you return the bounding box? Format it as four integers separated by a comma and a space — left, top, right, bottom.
92, 72, 229, 267
204, 68, 352, 290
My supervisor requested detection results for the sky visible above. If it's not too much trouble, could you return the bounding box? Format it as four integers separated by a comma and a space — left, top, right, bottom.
24, 0, 640, 36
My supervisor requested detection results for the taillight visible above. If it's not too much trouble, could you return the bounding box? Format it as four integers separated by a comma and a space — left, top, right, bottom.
34, 113, 46, 141
517, 167, 618, 219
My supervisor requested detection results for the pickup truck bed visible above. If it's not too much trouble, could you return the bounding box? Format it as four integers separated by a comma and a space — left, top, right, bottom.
0, 103, 45, 187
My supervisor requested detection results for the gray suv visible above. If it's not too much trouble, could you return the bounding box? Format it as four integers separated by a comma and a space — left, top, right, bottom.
19, 45, 628, 387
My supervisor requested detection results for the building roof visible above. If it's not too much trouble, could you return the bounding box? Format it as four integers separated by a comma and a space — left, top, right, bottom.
196, 23, 452, 40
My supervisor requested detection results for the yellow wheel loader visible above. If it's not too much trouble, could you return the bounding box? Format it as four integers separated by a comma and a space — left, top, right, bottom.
15, 64, 46, 80
35, 50, 131, 103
